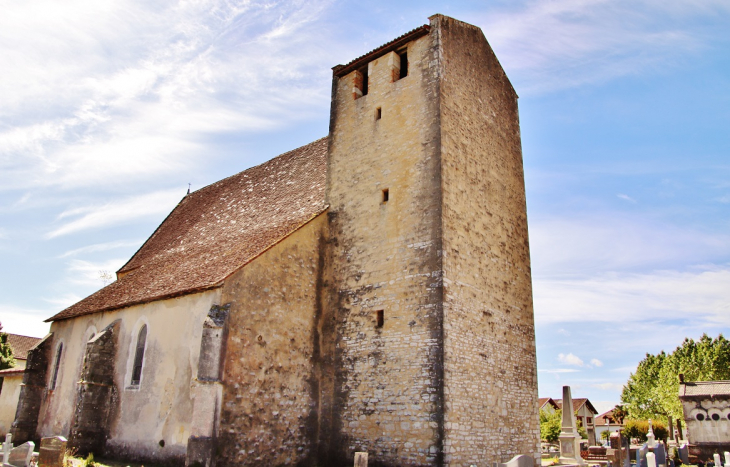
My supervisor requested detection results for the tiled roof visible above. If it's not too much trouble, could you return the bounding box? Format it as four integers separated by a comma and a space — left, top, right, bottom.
0, 368, 25, 376
5, 334, 42, 360
555, 398, 599, 415
679, 380, 730, 398
48, 138, 329, 322
539, 397, 559, 410
596, 409, 621, 426
333, 25, 431, 77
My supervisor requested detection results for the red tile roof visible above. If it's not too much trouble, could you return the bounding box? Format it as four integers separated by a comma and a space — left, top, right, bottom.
48, 138, 328, 322
596, 409, 622, 426
5, 334, 42, 360
0, 368, 25, 376
555, 398, 599, 415
539, 397, 559, 410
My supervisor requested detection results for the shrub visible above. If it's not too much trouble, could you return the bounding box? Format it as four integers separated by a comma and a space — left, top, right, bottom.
623, 419, 668, 442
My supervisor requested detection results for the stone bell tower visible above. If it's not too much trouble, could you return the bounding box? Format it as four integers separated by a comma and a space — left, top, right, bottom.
323, 14, 540, 467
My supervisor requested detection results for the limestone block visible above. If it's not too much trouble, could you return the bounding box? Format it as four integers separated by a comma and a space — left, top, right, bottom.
38, 436, 67, 467
190, 383, 221, 438
354, 452, 368, 467
6, 441, 34, 467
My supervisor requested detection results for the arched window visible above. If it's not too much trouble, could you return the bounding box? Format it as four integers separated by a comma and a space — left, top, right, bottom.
131, 325, 147, 386
50, 343, 63, 390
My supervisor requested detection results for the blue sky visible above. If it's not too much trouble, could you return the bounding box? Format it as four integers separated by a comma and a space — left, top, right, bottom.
1, 0, 728, 414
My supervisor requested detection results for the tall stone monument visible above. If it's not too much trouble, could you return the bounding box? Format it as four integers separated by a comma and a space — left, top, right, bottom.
559, 386, 585, 465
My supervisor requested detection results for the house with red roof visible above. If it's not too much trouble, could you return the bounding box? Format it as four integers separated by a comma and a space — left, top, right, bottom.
0, 333, 42, 436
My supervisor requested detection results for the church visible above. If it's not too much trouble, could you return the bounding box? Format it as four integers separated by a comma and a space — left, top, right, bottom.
11, 15, 540, 466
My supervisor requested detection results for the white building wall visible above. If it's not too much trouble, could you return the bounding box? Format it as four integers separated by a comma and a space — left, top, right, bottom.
35, 288, 221, 461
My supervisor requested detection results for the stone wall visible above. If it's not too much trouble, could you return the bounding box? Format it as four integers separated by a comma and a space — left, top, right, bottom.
0, 374, 23, 436
10, 334, 52, 444
36, 289, 221, 465
216, 214, 327, 466
326, 28, 444, 466
436, 15, 540, 465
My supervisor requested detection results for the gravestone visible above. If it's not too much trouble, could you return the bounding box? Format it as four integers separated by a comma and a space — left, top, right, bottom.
637, 443, 648, 467
39, 436, 67, 467
648, 452, 657, 467
354, 452, 368, 467
6, 441, 34, 467
559, 386, 585, 465
678, 444, 689, 465
494, 454, 535, 467
714, 453, 722, 467
724, 452, 730, 466
655, 442, 667, 467
2, 434, 11, 465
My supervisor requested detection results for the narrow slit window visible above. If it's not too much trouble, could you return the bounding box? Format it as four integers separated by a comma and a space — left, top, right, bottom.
382, 188, 389, 203
376, 310, 384, 328
131, 325, 147, 386
376, 107, 382, 120
359, 65, 369, 96
50, 343, 63, 390
398, 50, 408, 79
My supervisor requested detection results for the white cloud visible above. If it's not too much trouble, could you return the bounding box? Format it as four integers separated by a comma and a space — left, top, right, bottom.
477, 0, 730, 94
0, 304, 52, 338
559, 353, 585, 367
617, 194, 637, 203
592, 382, 624, 392
534, 265, 730, 326
539, 368, 580, 374
0, 0, 337, 191
65, 258, 128, 287
47, 189, 184, 238
591, 358, 604, 367
59, 239, 144, 258
529, 214, 730, 275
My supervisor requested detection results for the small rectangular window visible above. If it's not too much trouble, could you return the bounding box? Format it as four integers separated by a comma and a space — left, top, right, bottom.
376, 310, 384, 328
398, 50, 408, 79
382, 188, 389, 203
376, 107, 382, 120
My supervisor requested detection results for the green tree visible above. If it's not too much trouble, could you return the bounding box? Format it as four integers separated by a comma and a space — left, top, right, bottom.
621, 334, 730, 421
623, 420, 668, 442
0, 321, 16, 371
540, 408, 562, 443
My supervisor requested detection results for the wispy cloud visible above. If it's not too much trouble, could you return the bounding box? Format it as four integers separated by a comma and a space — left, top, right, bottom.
617, 194, 637, 203
559, 352, 585, 367
592, 382, 624, 392
0, 304, 52, 337
65, 258, 128, 287
591, 358, 604, 367
0, 0, 337, 191
539, 368, 580, 374
534, 265, 730, 326
47, 189, 184, 238
478, 0, 730, 94
59, 240, 144, 258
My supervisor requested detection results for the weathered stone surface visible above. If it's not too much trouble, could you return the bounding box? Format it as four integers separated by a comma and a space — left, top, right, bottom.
186, 436, 215, 467
197, 304, 230, 382
11, 334, 53, 444
7, 441, 34, 466
38, 436, 67, 467
216, 215, 328, 466
68, 320, 120, 456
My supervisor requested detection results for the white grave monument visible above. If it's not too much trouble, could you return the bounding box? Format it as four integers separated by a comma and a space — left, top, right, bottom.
559, 385, 586, 465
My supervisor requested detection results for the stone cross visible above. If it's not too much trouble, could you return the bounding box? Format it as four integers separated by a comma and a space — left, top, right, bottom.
6, 441, 35, 467
714, 453, 722, 467
354, 451, 368, 467
39, 436, 67, 467
2, 434, 11, 465
647, 419, 656, 448
559, 385, 585, 465
647, 452, 657, 467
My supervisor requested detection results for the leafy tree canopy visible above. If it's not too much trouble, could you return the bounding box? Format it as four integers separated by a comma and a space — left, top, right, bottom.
0, 321, 16, 371
540, 408, 562, 443
621, 334, 730, 421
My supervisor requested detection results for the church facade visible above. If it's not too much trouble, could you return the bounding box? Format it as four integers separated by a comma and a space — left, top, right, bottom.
12, 15, 540, 466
